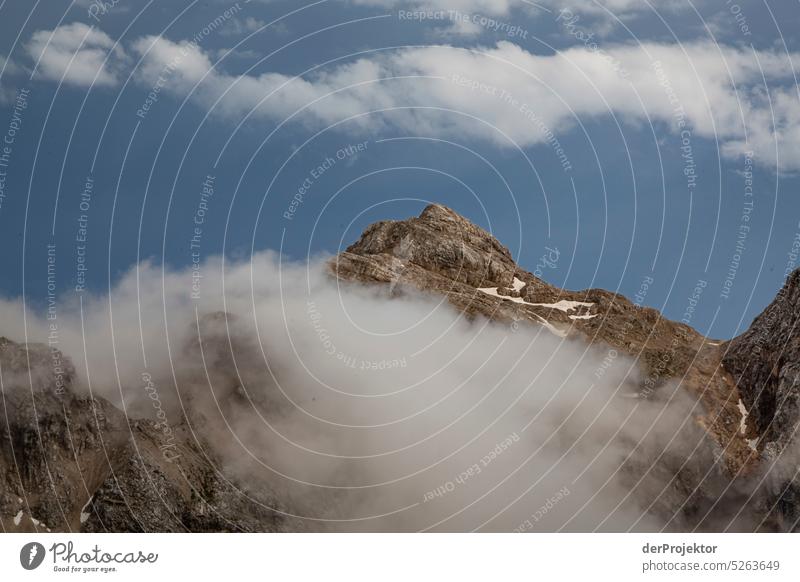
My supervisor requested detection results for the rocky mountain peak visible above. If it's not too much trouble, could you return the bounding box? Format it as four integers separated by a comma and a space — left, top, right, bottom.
418, 202, 474, 226
416, 203, 504, 245
343, 204, 516, 289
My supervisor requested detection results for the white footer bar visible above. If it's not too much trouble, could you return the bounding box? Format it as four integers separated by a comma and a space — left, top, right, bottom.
1, 533, 796, 581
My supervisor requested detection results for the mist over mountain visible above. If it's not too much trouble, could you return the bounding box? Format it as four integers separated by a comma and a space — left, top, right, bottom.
1, 205, 798, 532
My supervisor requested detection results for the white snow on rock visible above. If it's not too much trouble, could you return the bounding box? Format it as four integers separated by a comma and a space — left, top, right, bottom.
477, 285, 593, 331
29, 516, 51, 531
530, 300, 594, 313
80, 497, 93, 524
13, 510, 22, 526
478, 284, 595, 317
477, 287, 527, 304
737, 399, 758, 451
737, 399, 748, 434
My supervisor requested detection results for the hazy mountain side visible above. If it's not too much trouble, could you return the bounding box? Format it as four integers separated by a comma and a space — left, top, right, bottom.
0, 337, 286, 533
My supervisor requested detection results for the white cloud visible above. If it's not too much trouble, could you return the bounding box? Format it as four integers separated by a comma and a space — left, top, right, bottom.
20, 21, 799, 171
132, 35, 800, 171
25, 22, 128, 87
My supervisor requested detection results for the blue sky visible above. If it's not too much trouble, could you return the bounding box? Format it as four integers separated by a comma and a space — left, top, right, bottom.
0, 0, 799, 339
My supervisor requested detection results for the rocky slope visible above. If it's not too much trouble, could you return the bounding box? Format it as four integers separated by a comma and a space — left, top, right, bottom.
1, 204, 799, 531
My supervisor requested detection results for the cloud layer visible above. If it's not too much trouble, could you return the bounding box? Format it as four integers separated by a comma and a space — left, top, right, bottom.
1, 251, 731, 531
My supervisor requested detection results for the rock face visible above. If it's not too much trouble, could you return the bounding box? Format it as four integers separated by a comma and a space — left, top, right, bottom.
724, 271, 800, 454
2, 204, 799, 531
722, 271, 800, 530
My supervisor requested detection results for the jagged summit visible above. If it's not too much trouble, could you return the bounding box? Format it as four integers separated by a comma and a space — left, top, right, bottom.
344, 203, 516, 289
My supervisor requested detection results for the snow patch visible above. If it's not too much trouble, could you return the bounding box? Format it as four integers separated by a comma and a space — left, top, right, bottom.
738, 399, 758, 451
80, 497, 93, 524
29, 516, 50, 531
737, 399, 748, 435
530, 300, 594, 313
477, 285, 595, 318
477, 286, 595, 323
477, 287, 527, 304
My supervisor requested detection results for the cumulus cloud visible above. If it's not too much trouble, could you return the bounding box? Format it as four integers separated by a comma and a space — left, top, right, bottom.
131, 36, 800, 171
20, 20, 799, 170
25, 22, 128, 87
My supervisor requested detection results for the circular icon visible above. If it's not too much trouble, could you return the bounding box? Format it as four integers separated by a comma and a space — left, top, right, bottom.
20, 542, 46, 570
